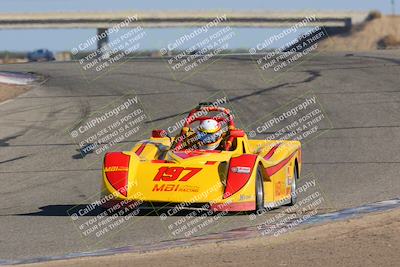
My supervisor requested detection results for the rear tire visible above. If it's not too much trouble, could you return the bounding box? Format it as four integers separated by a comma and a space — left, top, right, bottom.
255, 166, 265, 211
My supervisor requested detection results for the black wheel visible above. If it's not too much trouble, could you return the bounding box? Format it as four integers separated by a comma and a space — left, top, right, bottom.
255, 166, 265, 211
288, 165, 299, 206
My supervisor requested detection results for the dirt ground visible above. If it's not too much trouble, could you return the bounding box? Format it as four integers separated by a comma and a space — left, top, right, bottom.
320, 15, 400, 51
18, 208, 400, 267
0, 84, 30, 102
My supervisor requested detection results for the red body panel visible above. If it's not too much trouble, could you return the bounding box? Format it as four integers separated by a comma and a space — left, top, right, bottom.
224, 154, 258, 199
104, 152, 130, 197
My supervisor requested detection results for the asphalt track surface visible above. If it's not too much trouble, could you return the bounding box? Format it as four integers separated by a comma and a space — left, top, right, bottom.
0, 51, 399, 261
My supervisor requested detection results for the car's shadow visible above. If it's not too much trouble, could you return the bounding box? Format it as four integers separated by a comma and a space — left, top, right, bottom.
15, 204, 250, 217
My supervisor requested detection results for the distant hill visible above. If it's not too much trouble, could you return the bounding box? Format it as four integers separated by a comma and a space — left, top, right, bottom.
319, 15, 400, 51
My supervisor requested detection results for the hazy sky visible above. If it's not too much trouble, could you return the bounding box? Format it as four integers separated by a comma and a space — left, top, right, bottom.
1, 0, 396, 13
0, 0, 396, 52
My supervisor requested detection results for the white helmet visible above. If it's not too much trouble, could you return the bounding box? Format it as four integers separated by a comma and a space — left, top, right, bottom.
196, 119, 223, 150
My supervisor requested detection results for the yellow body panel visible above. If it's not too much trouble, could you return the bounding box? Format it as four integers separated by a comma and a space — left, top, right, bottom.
248, 139, 302, 204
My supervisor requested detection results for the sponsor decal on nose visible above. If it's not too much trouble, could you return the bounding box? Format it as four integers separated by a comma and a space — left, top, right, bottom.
231, 166, 251, 174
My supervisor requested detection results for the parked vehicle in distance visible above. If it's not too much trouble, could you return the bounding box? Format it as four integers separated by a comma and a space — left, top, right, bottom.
27, 49, 55, 62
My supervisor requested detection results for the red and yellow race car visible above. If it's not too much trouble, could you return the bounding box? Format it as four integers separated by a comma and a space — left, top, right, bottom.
101, 103, 301, 212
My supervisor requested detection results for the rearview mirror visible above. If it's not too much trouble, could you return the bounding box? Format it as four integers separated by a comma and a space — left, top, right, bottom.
229, 129, 245, 137
152, 129, 167, 138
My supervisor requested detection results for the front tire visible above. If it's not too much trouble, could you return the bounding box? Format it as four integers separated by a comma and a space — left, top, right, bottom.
288, 165, 299, 206
255, 166, 265, 211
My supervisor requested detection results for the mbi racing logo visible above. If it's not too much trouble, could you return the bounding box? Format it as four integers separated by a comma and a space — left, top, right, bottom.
104, 166, 129, 172
152, 167, 201, 192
